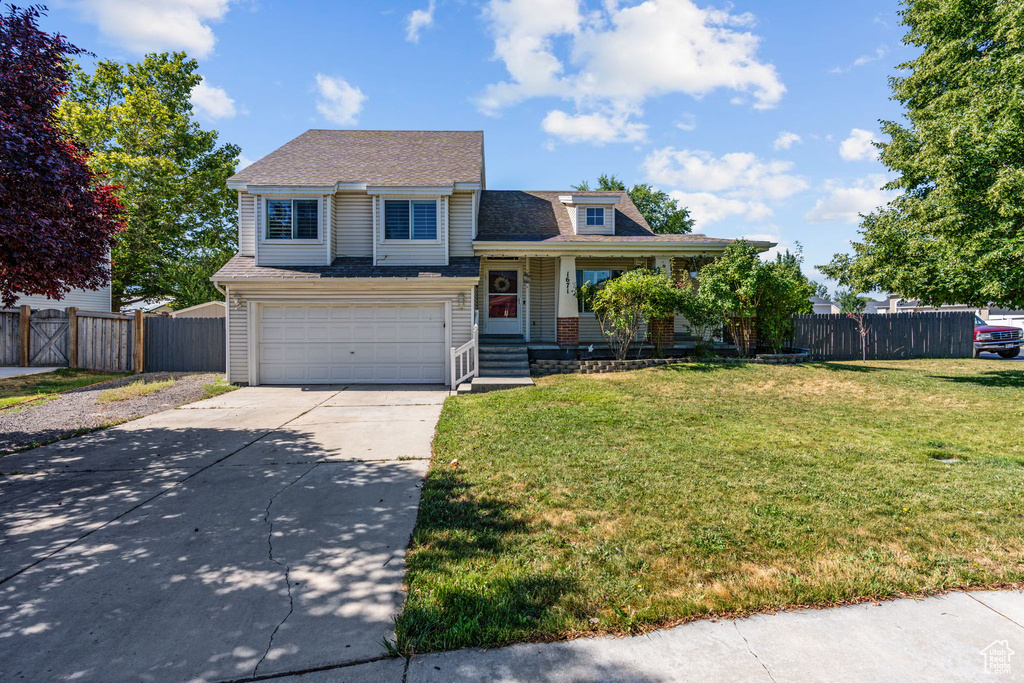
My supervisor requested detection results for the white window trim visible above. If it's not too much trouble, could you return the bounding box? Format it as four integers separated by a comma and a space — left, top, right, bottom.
585, 207, 606, 226
379, 197, 444, 245
259, 196, 325, 244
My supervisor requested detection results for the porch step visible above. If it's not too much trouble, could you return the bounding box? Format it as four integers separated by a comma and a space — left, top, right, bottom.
478, 341, 530, 378
478, 359, 530, 369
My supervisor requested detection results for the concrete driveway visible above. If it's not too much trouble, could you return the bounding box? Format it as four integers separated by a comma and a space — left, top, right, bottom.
0, 384, 447, 682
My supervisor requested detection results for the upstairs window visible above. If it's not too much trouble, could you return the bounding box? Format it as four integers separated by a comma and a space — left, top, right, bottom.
585, 207, 605, 226
384, 199, 438, 240
265, 199, 319, 240
576, 269, 622, 312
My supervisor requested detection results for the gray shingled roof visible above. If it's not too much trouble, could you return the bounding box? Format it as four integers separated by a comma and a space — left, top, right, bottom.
213, 256, 480, 280
230, 130, 484, 187
476, 190, 734, 244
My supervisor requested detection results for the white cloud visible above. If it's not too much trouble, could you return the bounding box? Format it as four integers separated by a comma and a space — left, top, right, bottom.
669, 190, 771, 225
830, 46, 889, 74
236, 153, 254, 171
479, 0, 784, 143
773, 131, 802, 151
190, 78, 236, 119
406, 1, 436, 43
541, 107, 647, 144
314, 74, 367, 126
804, 175, 896, 223
72, 0, 230, 58
675, 113, 697, 131
644, 148, 808, 200
645, 147, 808, 226
839, 128, 880, 161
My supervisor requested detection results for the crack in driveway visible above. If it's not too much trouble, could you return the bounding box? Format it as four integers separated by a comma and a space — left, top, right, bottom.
253, 462, 321, 677
735, 621, 777, 683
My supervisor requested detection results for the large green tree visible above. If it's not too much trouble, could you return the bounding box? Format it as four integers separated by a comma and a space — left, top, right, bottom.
573, 174, 694, 234
57, 52, 240, 310
821, 0, 1024, 308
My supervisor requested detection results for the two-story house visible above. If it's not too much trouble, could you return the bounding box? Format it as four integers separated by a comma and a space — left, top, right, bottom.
212, 130, 770, 386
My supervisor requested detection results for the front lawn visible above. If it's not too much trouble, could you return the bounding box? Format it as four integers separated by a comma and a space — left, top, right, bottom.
0, 368, 126, 409
396, 359, 1024, 653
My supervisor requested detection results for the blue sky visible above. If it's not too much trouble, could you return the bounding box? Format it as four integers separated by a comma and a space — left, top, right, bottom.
42, 0, 917, 287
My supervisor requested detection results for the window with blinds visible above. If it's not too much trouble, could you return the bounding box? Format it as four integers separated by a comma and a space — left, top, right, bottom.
383, 199, 437, 240
265, 199, 319, 240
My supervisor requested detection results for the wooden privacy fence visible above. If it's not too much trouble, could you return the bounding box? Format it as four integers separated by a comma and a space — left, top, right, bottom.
791, 311, 975, 360
1, 306, 225, 373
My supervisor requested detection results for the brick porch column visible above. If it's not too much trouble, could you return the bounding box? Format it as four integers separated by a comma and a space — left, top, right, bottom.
556, 255, 578, 347
649, 317, 674, 349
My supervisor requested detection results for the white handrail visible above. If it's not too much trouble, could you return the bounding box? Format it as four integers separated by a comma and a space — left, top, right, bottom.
451, 311, 480, 388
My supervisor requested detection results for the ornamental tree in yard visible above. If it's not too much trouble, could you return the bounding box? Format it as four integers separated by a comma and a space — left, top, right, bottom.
0, 6, 122, 307
577, 268, 684, 360
697, 240, 764, 357
821, 0, 1024, 308
756, 250, 815, 353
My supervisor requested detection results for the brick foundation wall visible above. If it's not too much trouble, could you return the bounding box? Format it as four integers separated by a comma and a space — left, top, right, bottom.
556, 317, 579, 347
648, 317, 674, 349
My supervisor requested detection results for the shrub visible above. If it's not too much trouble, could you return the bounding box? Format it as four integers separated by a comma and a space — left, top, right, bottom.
756, 251, 815, 353
578, 268, 684, 360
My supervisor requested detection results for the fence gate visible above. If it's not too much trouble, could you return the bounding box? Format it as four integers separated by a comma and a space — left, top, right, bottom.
29, 309, 69, 366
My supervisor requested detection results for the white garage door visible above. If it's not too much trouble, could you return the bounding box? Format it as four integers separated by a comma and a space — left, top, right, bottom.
258, 303, 446, 384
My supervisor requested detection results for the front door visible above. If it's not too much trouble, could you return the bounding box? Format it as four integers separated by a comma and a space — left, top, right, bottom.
484, 268, 521, 335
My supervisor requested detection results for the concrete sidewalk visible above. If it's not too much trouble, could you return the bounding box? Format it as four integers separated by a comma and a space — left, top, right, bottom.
283, 589, 1024, 682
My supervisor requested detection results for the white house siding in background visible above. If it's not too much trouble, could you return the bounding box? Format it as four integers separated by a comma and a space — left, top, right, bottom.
13, 284, 112, 312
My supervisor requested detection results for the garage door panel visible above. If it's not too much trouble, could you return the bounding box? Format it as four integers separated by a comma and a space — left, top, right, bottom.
258, 304, 448, 384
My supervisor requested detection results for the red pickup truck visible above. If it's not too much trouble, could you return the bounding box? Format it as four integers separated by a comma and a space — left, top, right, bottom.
974, 316, 1023, 358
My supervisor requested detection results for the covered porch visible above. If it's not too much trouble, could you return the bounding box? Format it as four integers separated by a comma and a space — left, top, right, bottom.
473, 251, 720, 350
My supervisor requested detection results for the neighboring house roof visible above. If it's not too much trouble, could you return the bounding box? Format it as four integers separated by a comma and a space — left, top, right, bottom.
169, 301, 225, 317
214, 256, 481, 281
121, 298, 173, 313
228, 130, 484, 188
475, 190, 740, 245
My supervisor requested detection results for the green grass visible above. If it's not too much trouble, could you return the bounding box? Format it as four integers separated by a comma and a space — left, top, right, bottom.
202, 378, 238, 400
395, 359, 1024, 653
98, 377, 174, 403
0, 368, 125, 409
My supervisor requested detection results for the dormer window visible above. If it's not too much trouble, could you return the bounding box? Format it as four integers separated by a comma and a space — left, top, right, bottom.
266, 199, 319, 240
384, 199, 438, 240
585, 207, 605, 226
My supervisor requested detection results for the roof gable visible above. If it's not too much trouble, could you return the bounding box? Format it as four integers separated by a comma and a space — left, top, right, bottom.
229, 130, 484, 188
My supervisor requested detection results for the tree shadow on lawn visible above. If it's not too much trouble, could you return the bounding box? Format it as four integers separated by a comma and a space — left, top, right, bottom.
396, 467, 577, 654
659, 361, 747, 374
928, 370, 1024, 389
810, 361, 894, 373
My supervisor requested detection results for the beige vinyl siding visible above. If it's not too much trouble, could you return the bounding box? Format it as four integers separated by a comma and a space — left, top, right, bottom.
226, 288, 247, 383
14, 284, 112, 313
577, 257, 649, 343
375, 196, 448, 266
449, 191, 475, 257
334, 192, 373, 257
224, 282, 475, 385
238, 192, 255, 256
528, 257, 556, 342
256, 195, 331, 266
575, 205, 614, 235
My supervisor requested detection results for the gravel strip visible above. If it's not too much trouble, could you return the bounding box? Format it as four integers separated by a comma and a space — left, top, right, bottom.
0, 372, 226, 455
